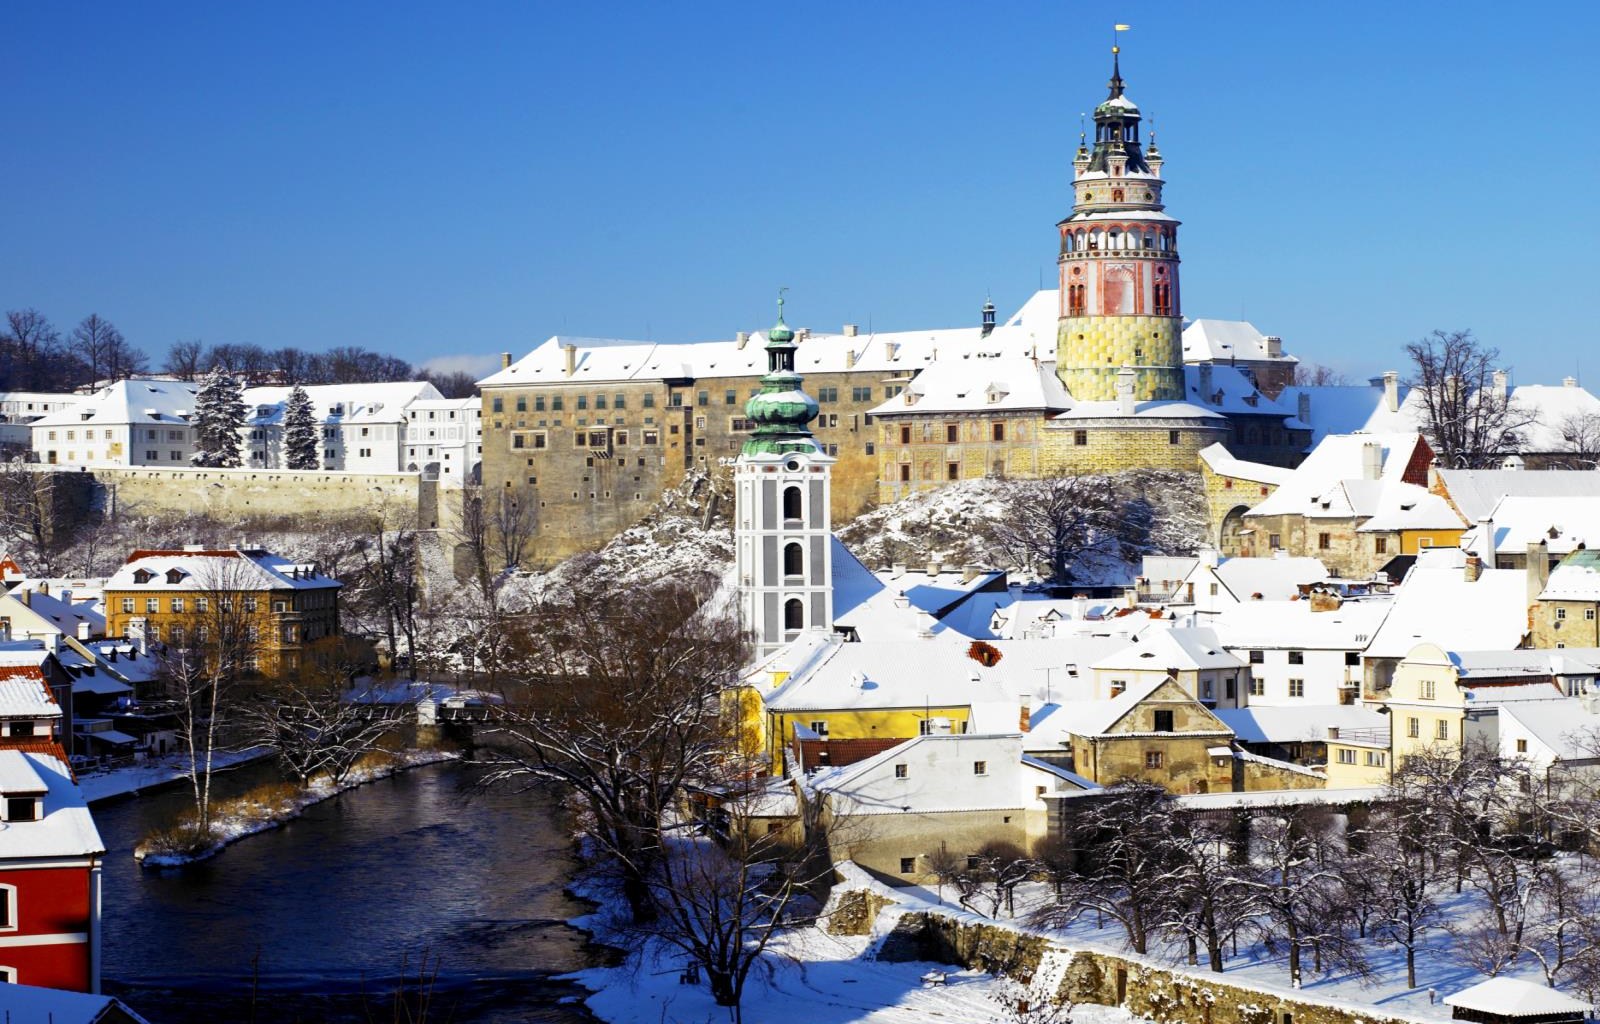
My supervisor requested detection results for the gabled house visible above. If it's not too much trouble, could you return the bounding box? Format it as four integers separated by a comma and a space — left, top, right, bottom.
1088, 628, 1248, 708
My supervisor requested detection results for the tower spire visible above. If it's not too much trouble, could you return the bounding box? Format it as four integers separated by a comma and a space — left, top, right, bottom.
1109, 23, 1131, 98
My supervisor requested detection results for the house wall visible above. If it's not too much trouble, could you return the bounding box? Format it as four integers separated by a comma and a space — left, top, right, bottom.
1037, 420, 1227, 476
872, 410, 1049, 504
823, 806, 1029, 885
1530, 599, 1600, 649
104, 583, 340, 678
89, 466, 423, 524
1241, 513, 1393, 578
0, 862, 94, 992
1237, 647, 1360, 706
1383, 648, 1466, 767
1199, 463, 1277, 553
1323, 742, 1391, 786
763, 706, 973, 773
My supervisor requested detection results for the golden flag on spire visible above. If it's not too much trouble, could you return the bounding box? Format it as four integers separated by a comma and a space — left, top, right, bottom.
1114, 23, 1131, 31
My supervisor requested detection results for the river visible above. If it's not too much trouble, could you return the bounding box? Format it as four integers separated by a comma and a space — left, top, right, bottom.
92, 758, 608, 1023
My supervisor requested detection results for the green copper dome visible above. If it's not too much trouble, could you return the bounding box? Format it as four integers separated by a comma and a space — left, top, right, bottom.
741, 294, 822, 457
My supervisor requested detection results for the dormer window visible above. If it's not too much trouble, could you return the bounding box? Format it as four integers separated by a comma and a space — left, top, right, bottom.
132, 569, 154, 585
4, 797, 37, 822
165, 568, 185, 585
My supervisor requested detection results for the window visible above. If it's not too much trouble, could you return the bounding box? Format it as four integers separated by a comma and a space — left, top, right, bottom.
1250, 677, 1265, 696
642, 430, 659, 445
1153, 709, 1174, 732
1516, 738, 1529, 753
899, 857, 916, 874
1268, 533, 1281, 550
1420, 679, 1436, 700
784, 598, 804, 633
1345, 651, 1360, 666
615, 393, 626, 409
1288, 678, 1305, 698
4, 798, 36, 822
551, 396, 564, 411
515, 396, 527, 413
0, 884, 14, 931
991, 422, 1005, 442
1338, 748, 1357, 765
1557, 608, 1568, 620
1366, 751, 1386, 767
196, 597, 209, 613
899, 464, 911, 482
1375, 536, 1388, 554
243, 597, 258, 612
1287, 651, 1304, 665
1144, 751, 1164, 769
1437, 719, 1450, 741
783, 486, 803, 521
852, 386, 873, 402
809, 720, 829, 737
894, 763, 908, 779
817, 387, 838, 403
121, 598, 134, 613
1168, 430, 1181, 445
1074, 429, 1088, 446
973, 761, 987, 776
594, 394, 607, 410
492, 397, 503, 413
1318, 533, 1331, 550
1408, 717, 1420, 739
169, 597, 185, 614
783, 543, 804, 577
6, 722, 32, 739
947, 462, 959, 481
1588, 609, 1597, 620
145, 598, 159, 613
1248, 650, 1264, 664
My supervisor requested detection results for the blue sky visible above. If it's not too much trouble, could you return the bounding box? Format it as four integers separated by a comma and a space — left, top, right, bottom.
6, 1, 1599, 384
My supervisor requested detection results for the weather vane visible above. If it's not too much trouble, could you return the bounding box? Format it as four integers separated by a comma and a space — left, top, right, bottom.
777, 286, 788, 321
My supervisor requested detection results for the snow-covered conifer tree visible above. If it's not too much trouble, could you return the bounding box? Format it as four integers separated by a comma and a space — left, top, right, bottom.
282, 384, 319, 470
191, 366, 245, 467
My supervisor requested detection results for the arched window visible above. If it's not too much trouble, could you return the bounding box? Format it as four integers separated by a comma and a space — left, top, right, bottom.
783, 542, 804, 578
784, 598, 804, 632
782, 486, 802, 522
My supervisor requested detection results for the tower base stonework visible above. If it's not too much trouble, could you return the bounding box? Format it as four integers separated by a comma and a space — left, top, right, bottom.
1056, 315, 1184, 401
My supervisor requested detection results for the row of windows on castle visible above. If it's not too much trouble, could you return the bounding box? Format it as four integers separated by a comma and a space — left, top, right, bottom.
1061, 225, 1177, 253
115, 592, 333, 614
490, 384, 904, 417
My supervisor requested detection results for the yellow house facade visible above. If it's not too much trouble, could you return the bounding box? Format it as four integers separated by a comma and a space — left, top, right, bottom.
1381, 642, 1467, 768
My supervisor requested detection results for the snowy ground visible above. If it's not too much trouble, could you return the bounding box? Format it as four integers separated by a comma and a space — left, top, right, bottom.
78, 746, 274, 804
133, 748, 458, 867
573, 924, 1148, 1024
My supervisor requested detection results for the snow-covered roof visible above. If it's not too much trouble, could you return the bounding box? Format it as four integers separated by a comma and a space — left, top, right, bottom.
1365, 549, 1529, 659
242, 381, 443, 426
107, 547, 339, 592
1052, 399, 1226, 421
1045, 676, 1226, 739
1539, 549, 1600, 601
1198, 443, 1293, 486
0, 984, 150, 1024
1247, 432, 1428, 520
1437, 469, 1600, 524
1173, 786, 1386, 812
1362, 381, 1600, 453
866, 357, 1069, 417
1451, 648, 1600, 680
831, 560, 1005, 642
1461, 496, 1600, 560
0, 747, 105, 859
31, 378, 199, 428
1020, 755, 1098, 791
1206, 554, 1330, 602
1354, 486, 1464, 532
0, 676, 60, 719
1207, 598, 1392, 651
1090, 628, 1244, 673
1444, 976, 1592, 1017
764, 637, 1012, 713
0, 586, 105, 638
1181, 319, 1296, 365
1498, 699, 1600, 760
1275, 383, 1392, 443
1215, 705, 1388, 746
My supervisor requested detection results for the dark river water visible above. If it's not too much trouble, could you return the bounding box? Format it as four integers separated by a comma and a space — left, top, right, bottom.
92, 758, 607, 1024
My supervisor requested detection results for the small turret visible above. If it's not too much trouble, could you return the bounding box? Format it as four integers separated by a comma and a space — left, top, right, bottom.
981, 298, 997, 337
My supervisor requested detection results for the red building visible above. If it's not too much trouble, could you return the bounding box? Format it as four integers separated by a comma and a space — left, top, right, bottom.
0, 666, 104, 994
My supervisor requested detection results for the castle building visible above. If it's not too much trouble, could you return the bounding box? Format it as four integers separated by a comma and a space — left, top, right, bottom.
735, 299, 834, 661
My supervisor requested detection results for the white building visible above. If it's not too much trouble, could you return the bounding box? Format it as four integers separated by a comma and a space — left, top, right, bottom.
402, 397, 482, 485
30, 379, 200, 467
241, 381, 443, 473
0, 393, 82, 451
1208, 598, 1393, 706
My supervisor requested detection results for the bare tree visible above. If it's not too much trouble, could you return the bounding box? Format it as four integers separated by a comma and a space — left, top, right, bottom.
72, 314, 147, 385
1554, 411, 1600, 469
1292, 363, 1350, 387
1349, 803, 1441, 988
983, 476, 1125, 583
243, 636, 402, 787
475, 575, 748, 923
491, 484, 538, 571
1519, 863, 1600, 989
2, 309, 76, 390
165, 339, 206, 381
451, 488, 494, 602
0, 462, 73, 575
1161, 815, 1256, 972
1240, 807, 1368, 988
1404, 330, 1537, 468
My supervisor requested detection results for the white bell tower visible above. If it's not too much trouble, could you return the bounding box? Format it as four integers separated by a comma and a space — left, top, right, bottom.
735, 295, 835, 660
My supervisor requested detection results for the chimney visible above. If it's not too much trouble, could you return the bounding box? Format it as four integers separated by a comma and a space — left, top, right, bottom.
500, 352, 512, 369
43, 633, 59, 654
845, 349, 857, 369
1308, 590, 1342, 612
1265, 336, 1283, 358
1565, 376, 1579, 388
16, 588, 29, 608
926, 560, 942, 576
916, 610, 936, 638
1479, 516, 1497, 567
1528, 540, 1551, 604
1198, 363, 1214, 403
77, 621, 91, 640
981, 299, 997, 338
890, 562, 907, 577
843, 324, 859, 338
1492, 370, 1509, 402
1383, 370, 1400, 413
736, 331, 750, 350
1116, 365, 1138, 416
1464, 555, 1483, 583
1198, 547, 1220, 568
1297, 391, 1311, 425
886, 342, 901, 361
37, 582, 48, 595
563, 343, 577, 377
1018, 695, 1032, 733
1362, 441, 1384, 481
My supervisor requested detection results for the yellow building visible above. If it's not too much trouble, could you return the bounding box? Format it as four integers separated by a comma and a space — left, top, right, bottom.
1381, 643, 1468, 768
103, 546, 341, 679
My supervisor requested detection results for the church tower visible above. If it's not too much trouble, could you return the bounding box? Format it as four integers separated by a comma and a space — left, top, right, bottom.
736, 296, 835, 660
1056, 47, 1184, 403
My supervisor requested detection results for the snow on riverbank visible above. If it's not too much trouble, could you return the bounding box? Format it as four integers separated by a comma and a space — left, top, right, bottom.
133, 748, 458, 868
78, 747, 274, 804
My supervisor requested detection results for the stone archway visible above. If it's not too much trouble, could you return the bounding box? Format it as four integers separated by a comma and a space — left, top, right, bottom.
1219, 505, 1253, 557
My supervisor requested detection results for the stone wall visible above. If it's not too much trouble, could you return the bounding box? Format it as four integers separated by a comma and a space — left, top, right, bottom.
92, 466, 427, 525
1039, 420, 1229, 476
853, 885, 1430, 1024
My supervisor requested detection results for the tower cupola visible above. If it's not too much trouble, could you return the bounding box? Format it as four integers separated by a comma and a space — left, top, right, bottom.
741, 295, 821, 457
1087, 49, 1150, 175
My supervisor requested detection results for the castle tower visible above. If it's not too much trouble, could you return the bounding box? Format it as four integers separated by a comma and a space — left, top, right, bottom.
736, 296, 835, 660
1056, 46, 1184, 402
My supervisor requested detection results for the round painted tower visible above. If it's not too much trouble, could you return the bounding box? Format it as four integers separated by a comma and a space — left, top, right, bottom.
1056, 49, 1184, 403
